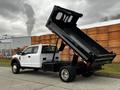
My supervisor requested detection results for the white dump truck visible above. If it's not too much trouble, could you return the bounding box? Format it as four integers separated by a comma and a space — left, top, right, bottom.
11, 6, 116, 82
11, 44, 60, 72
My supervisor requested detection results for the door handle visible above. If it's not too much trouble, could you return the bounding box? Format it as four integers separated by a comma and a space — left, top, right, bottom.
28, 56, 31, 58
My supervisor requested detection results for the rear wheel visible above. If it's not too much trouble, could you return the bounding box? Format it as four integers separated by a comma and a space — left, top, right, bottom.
59, 66, 76, 82
12, 63, 20, 74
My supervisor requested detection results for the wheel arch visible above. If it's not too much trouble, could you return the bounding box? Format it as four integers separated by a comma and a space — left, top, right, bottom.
11, 58, 21, 67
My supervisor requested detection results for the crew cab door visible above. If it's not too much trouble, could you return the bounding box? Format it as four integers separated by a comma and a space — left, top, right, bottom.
20, 46, 39, 67
40, 45, 60, 63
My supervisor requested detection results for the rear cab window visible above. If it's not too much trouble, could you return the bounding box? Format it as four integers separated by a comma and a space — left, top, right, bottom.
41, 45, 58, 53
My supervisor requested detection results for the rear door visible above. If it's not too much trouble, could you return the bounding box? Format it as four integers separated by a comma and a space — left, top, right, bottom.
40, 45, 59, 63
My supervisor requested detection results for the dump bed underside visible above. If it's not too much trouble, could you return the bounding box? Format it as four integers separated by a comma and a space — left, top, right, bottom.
46, 6, 116, 63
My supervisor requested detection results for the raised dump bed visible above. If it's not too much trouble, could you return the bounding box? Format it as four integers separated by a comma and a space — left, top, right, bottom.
46, 6, 116, 64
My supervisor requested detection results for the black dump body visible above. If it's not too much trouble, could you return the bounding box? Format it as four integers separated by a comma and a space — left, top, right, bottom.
46, 6, 116, 65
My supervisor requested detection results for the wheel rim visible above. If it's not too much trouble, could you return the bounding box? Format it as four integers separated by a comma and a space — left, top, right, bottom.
61, 69, 69, 81
12, 65, 17, 72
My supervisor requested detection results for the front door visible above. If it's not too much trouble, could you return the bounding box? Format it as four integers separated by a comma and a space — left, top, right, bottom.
20, 46, 39, 67
20, 47, 33, 67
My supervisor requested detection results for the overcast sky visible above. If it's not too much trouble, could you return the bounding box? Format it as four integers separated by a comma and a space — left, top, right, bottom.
0, 0, 120, 36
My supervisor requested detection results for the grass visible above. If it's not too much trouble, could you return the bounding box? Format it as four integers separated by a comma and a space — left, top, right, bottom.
99, 63, 120, 75
0, 58, 11, 67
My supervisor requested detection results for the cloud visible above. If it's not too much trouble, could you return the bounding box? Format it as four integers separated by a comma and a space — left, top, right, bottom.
0, 0, 120, 37
0, 0, 36, 36
0, 0, 27, 36
0, 0, 24, 19
0, 15, 26, 36
79, 0, 120, 25
29, 0, 87, 35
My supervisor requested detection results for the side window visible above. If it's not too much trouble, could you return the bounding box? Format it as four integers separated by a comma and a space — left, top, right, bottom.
42, 45, 57, 53
23, 46, 38, 54
32, 46, 38, 53
23, 47, 32, 54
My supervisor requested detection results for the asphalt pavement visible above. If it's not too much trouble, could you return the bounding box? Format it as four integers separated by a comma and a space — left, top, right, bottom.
0, 67, 120, 90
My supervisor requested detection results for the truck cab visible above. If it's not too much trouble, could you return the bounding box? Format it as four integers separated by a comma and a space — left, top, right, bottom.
11, 44, 60, 73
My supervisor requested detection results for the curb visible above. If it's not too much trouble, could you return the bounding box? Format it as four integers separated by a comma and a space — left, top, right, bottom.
95, 72, 120, 79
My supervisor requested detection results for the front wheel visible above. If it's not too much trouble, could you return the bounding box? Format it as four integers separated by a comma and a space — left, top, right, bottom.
59, 66, 76, 82
12, 63, 20, 74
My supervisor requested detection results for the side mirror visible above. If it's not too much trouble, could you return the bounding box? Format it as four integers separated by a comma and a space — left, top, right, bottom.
16, 52, 22, 55
17, 52, 25, 55
21, 52, 25, 55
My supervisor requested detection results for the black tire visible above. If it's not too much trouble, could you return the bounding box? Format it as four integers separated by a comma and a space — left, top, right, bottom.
12, 63, 20, 74
82, 71, 94, 77
59, 66, 76, 82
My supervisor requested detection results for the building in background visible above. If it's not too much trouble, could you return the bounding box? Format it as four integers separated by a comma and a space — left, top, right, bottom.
0, 36, 31, 58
